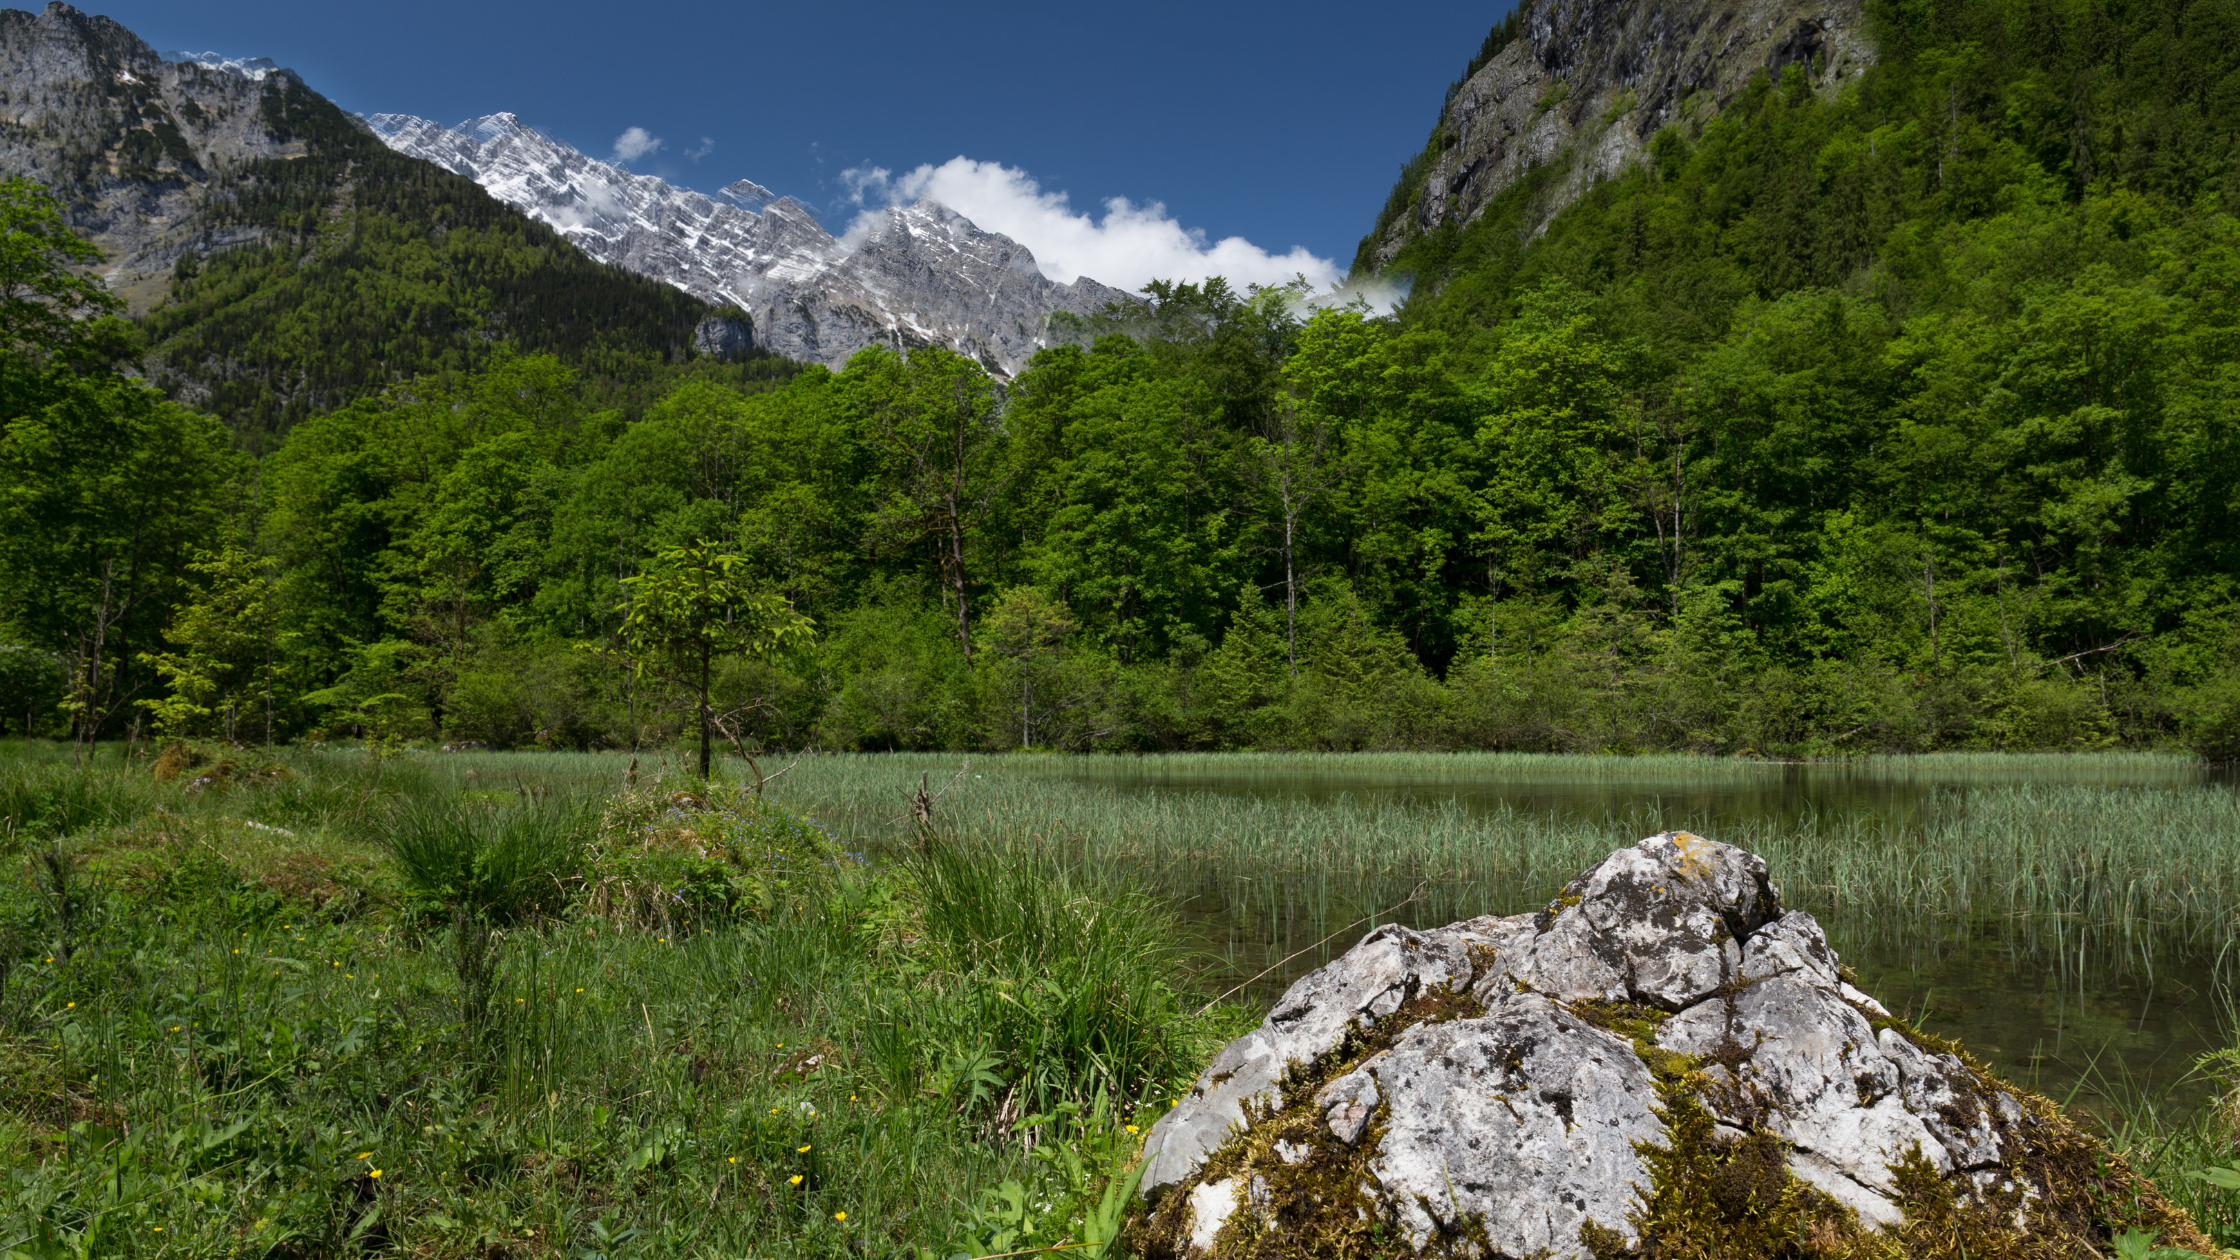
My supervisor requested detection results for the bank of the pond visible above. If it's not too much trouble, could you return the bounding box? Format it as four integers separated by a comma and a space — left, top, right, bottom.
760, 748, 2240, 1241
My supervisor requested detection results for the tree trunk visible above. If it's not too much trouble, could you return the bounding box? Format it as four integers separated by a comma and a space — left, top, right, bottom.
948, 497, 973, 662
73, 561, 117, 763
1487, 562, 1501, 661
1923, 551, 1941, 672
1283, 503, 1299, 679
697, 643, 712, 780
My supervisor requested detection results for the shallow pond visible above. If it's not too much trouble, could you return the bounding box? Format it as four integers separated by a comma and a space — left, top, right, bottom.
1046, 755, 2240, 1118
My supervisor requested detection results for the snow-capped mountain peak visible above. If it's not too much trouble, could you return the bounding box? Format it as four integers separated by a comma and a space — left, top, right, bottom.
365, 112, 1127, 374
718, 179, 776, 213
159, 49, 279, 80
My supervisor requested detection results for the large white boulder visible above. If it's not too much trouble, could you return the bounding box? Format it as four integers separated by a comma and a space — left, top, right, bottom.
1129, 832, 2207, 1259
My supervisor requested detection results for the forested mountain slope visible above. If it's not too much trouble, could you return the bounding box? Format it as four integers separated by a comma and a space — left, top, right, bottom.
0, 3, 770, 449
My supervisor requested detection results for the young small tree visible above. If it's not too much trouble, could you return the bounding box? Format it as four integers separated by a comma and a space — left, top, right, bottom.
981, 585, 1076, 748
137, 546, 281, 745
619, 543, 811, 779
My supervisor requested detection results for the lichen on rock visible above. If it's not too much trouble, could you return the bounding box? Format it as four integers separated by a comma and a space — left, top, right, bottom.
1128, 831, 2213, 1260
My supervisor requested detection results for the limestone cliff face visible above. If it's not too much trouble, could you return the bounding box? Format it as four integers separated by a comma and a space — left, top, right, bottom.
0, 2, 300, 312
1361, 0, 1875, 270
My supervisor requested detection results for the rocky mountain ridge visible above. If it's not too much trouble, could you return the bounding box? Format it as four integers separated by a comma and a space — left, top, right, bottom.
0, 2, 723, 444
0, 2, 307, 311
1360, 0, 1875, 271
368, 112, 1131, 375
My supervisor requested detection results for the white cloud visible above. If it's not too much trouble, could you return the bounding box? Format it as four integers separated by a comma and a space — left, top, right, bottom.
684, 136, 715, 161
610, 126, 663, 164
839, 157, 1346, 296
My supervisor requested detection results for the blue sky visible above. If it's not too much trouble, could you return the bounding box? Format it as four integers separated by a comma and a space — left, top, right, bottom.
90, 0, 1508, 289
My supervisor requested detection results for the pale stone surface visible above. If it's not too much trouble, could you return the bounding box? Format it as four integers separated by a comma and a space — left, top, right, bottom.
1364, 0, 1879, 266
1139, 917, 1502, 1192
1313, 1058, 1383, 1146
1139, 831, 2047, 1260
1364, 995, 1662, 1255
0, 4, 310, 313
1184, 1180, 1239, 1253
1482, 831, 1780, 1010
1656, 911, 2029, 1224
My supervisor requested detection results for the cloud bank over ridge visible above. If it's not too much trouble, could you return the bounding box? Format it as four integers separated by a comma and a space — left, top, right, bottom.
840, 157, 1342, 294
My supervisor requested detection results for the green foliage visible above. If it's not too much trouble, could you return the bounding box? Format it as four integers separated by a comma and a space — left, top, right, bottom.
0, 744, 1231, 1258
135, 546, 280, 744
0, 177, 117, 357
811, 589, 980, 751
0, 642, 63, 739
840, 344, 1006, 661
0, 361, 236, 750
2107, 1230, 2218, 1260
385, 794, 595, 923
2178, 665, 2240, 762
19, 0, 2240, 762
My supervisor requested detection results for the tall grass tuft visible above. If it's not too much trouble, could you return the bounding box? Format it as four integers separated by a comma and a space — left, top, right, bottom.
0, 757, 155, 846
386, 794, 594, 922
912, 839, 1186, 1112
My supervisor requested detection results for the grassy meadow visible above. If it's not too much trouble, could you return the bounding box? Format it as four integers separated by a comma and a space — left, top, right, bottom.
0, 742, 1249, 1258
2, 743, 2239, 1255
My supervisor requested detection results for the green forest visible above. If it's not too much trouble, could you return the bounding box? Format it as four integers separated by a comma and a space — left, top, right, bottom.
8, 0, 2240, 759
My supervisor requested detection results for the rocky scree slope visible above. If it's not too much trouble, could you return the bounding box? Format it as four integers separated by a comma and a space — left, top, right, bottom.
368, 113, 1132, 377
1131, 832, 2210, 1260
1357, 0, 1874, 272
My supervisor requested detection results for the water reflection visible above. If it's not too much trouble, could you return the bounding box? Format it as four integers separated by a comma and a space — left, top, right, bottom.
1062, 754, 2225, 835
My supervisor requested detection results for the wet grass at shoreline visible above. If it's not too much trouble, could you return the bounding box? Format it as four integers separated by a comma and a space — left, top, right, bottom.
761, 751, 2240, 973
